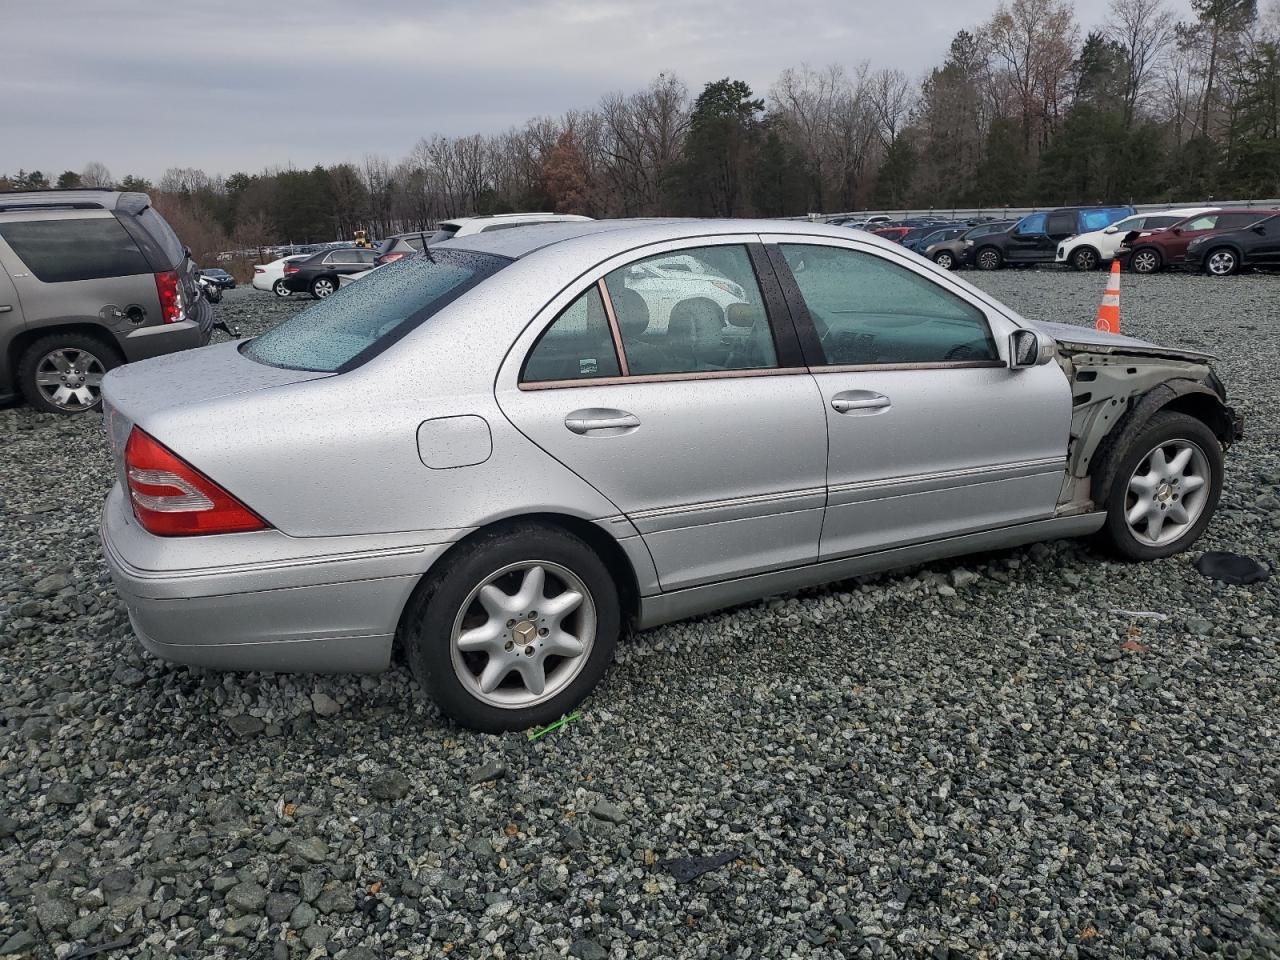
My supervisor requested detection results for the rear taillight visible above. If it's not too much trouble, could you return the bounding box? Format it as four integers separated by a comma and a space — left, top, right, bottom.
125, 428, 268, 536
254, 267, 265, 275
154, 271, 184, 324
284, 264, 299, 275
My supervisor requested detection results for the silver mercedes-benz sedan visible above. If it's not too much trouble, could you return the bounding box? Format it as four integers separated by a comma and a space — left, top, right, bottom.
100, 219, 1242, 731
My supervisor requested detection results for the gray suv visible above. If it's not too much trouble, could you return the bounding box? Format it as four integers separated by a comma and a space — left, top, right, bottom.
0, 189, 213, 414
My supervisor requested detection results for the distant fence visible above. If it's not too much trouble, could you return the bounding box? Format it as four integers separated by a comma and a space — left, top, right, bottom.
798, 199, 1280, 221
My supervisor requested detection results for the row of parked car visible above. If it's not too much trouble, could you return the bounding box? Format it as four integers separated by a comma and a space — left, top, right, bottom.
839, 205, 1280, 276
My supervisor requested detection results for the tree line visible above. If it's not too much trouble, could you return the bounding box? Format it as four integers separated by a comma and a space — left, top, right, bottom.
3, 0, 1277, 262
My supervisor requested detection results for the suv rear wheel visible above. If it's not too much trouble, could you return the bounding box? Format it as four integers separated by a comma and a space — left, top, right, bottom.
18, 333, 121, 415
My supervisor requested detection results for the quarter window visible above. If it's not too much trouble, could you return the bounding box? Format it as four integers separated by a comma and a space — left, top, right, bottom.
602, 245, 777, 375
0, 217, 150, 283
778, 244, 998, 366
522, 286, 621, 383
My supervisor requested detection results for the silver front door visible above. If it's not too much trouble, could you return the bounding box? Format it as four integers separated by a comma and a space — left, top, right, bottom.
763, 236, 1071, 561
496, 238, 827, 591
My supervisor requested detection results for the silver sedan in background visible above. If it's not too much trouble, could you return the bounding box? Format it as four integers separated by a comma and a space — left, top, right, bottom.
100, 219, 1241, 731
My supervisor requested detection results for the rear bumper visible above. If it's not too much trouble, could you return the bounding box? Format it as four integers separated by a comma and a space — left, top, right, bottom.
119, 319, 211, 363
100, 484, 457, 674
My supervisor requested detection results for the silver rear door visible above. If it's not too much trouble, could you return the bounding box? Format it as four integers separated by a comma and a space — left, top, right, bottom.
762, 234, 1071, 561
496, 237, 827, 591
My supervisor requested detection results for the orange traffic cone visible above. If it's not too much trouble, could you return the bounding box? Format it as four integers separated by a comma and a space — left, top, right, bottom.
1094, 260, 1121, 334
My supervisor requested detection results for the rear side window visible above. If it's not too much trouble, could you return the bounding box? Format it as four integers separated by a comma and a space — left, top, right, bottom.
1217, 212, 1264, 229
1142, 216, 1180, 229
0, 217, 150, 283
1046, 212, 1077, 234
243, 249, 508, 372
779, 244, 997, 365
522, 286, 622, 382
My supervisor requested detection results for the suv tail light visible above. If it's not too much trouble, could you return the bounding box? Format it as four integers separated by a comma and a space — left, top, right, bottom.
154, 271, 184, 324
125, 428, 268, 536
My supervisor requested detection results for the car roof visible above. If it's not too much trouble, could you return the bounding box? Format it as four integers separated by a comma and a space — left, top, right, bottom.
440, 217, 921, 262
0, 188, 149, 214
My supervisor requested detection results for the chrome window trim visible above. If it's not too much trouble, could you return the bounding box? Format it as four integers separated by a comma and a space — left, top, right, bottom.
810, 360, 1006, 373
628, 485, 827, 521
518, 365, 809, 391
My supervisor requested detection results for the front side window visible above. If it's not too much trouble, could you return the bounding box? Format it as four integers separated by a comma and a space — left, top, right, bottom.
603, 245, 777, 375
1183, 215, 1219, 231
779, 244, 997, 366
522, 285, 621, 382
0, 217, 150, 283
244, 249, 507, 373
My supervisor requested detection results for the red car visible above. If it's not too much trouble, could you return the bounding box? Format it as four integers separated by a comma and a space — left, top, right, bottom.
870, 226, 911, 243
1121, 209, 1280, 274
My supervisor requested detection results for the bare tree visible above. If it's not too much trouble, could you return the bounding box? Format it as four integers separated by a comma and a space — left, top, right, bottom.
867, 68, 915, 147
80, 161, 114, 188
986, 0, 1080, 154
1106, 0, 1176, 126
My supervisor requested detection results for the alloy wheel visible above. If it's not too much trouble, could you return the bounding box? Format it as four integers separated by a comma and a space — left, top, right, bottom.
313, 278, 336, 298
1207, 250, 1237, 276
1124, 439, 1210, 546
935, 253, 954, 269
1133, 250, 1159, 273
450, 561, 596, 709
978, 250, 999, 270
34, 348, 105, 412
1073, 249, 1097, 271
273, 280, 290, 297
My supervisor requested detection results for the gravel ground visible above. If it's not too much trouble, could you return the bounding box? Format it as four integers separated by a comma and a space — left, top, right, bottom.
1, 271, 1278, 960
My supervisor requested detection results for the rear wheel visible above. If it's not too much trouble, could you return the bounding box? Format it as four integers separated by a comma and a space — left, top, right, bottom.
1100, 411, 1223, 561
272, 279, 291, 297
933, 251, 956, 270
975, 247, 1002, 271
1070, 246, 1100, 271
1204, 248, 1239, 276
1131, 248, 1162, 274
18, 333, 121, 415
311, 276, 337, 299
404, 524, 620, 732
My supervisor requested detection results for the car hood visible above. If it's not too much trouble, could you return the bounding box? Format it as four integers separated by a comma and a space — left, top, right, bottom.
1029, 320, 1215, 363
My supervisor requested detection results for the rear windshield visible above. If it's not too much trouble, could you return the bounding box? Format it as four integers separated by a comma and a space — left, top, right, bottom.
242, 249, 509, 373
0, 217, 150, 282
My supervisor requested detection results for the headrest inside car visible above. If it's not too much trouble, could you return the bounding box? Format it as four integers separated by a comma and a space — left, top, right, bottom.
726, 303, 762, 328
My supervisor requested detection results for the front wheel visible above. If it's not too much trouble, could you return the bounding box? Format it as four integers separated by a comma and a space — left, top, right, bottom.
272, 279, 291, 297
1100, 411, 1223, 561
1131, 248, 1162, 274
1204, 248, 1239, 276
1070, 246, 1100, 271
404, 524, 620, 732
311, 276, 337, 299
933, 251, 956, 270
975, 247, 1002, 271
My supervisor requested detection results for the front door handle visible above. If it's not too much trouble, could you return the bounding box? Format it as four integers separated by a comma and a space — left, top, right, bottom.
565, 408, 641, 436
830, 391, 891, 414
0, 305, 11, 313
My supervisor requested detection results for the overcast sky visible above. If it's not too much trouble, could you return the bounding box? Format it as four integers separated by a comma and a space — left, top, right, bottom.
4, 0, 1131, 181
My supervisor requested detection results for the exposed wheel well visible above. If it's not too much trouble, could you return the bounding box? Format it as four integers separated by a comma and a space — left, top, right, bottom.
1161, 391, 1236, 445
6, 324, 119, 387
393, 512, 642, 660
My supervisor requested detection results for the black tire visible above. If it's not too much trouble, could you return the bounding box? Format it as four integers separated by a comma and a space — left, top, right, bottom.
1203, 247, 1240, 277
932, 250, 956, 270
204, 285, 223, 303
272, 279, 291, 297
403, 523, 620, 732
1070, 246, 1100, 271
974, 246, 1002, 271
1130, 247, 1162, 274
310, 276, 337, 299
1099, 411, 1224, 561
18, 332, 122, 415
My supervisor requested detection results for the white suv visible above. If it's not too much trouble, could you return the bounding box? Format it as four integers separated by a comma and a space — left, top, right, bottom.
1055, 207, 1214, 271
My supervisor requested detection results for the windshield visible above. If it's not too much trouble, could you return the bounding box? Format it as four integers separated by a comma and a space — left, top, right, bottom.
242, 250, 509, 373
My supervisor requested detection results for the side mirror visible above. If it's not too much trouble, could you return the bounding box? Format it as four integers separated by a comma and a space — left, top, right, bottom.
1008, 329, 1049, 369
1172, 227, 1182, 235
1104, 226, 1118, 234
1253, 225, 1266, 235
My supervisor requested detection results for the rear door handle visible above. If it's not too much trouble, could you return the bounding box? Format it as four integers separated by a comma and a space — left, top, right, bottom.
830, 391, 891, 414
0, 305, 11, 313
565, 408, 640, 436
